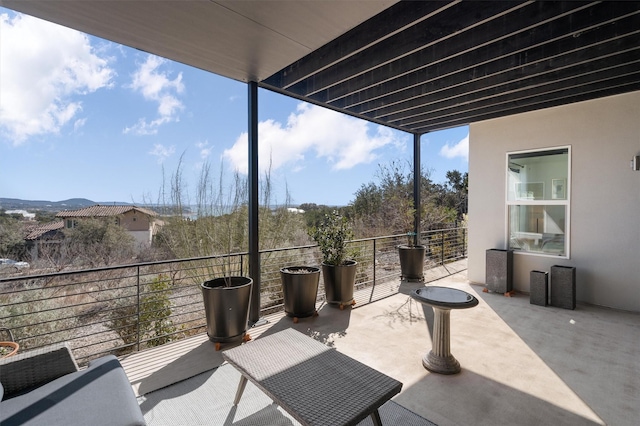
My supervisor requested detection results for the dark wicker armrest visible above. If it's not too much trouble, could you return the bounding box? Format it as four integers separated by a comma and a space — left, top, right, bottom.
0, 342, 79, 398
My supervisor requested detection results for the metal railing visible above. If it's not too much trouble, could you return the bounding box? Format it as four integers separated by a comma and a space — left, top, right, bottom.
0, 227, 466, 364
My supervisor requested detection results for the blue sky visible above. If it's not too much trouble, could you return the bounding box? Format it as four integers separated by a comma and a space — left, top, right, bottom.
0, 8, 468, 207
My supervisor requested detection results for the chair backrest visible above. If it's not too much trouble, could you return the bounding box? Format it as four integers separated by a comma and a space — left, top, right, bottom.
0, 342, 79, 398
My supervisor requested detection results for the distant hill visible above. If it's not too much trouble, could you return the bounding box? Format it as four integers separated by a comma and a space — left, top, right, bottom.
0, 198, 134, 212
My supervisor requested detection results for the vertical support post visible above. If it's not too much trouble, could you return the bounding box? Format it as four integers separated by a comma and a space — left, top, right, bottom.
248, 81, 260, 324
413, 133, 422, 246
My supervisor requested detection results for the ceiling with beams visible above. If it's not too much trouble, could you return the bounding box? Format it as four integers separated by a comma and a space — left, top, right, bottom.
3, 0, 640, 135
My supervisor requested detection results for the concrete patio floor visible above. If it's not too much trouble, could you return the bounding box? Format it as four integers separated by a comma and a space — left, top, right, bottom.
122, 265, 640, 426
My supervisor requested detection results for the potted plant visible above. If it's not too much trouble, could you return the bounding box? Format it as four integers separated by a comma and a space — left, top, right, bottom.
397, 205, 426, 281
0, 341, 19, 358
201, 276, 253, 350
280, 266, 321, 322
309, 210, 357, 309
0, 327, 18, 358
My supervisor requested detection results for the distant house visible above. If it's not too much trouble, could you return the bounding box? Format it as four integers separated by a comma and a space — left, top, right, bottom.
24, 220, 65, 261
55, 205, 161, 248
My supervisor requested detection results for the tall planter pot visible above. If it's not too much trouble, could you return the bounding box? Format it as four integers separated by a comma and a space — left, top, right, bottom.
280, 266, 320, 322
201, 276, 252, 350
321, 260, 357, 309
398, 244, 426, 281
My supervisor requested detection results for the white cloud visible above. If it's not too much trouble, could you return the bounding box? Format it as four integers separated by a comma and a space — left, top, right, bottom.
196, 141, 212, 159
223, 103, 406, 174
73, 118, 87, 132
440, 133, 469, 161
124, 55, 184, 135
0, 12, 114, 145
149, 144, 175, 163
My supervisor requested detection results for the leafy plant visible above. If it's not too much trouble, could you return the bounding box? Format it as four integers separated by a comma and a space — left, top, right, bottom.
309, 210, 354, 266
108, 274, 176, 352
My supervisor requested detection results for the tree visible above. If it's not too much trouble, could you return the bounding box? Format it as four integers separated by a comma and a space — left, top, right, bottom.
349, 160, 464, 237
108, 274, 176, 353
0, 213, 28, 260
439, 170, 468, 219
61, 218, 136, 268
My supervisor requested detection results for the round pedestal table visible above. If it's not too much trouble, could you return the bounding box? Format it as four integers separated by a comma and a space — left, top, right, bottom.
411, 286, 479, 374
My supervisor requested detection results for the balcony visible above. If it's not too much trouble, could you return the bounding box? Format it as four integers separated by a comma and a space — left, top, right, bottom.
125, 266, 638, 426
2, 229, 638, 425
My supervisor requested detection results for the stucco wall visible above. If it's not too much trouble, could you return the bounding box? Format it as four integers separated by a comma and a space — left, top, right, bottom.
121, 210, 151, 231
468, 91, 640, 312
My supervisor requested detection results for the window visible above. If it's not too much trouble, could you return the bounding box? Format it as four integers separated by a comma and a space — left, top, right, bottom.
507, 147, 570, 257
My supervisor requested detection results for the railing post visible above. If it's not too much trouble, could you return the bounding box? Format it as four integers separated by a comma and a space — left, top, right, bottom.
463, 228, 467, 256
441, 231, 445, 265
136, 265, 141, 352
369, 239, 377, 303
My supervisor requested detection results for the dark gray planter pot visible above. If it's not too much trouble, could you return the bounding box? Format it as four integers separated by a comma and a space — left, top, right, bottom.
321, 260, 357, 309
398, 245, 426, 281
201, 276, 252, 345
485, 249, 513, 294
280, 266, 320, 321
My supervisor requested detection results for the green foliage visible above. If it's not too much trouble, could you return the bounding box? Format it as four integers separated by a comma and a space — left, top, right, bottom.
349, 160, 467, 238
108, 274, 176, 351
34, 211, 58, 222
0, 213, 28, 259
63, 218, 136, 268
300, 204, 336, 230
0, 282, 77, 350
141, 274, 176, 346
309, 210, 354, 266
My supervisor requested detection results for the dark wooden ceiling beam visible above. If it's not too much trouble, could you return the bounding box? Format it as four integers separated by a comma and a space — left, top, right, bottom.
262, 0, 457, 89
259, 1, 640, 135
407, 74, 640, 133
374, 34, 640, 123
394, 59, 640, 128
338, 10, 640, 117
279, 1, 535, 99
328, 1, 638, 111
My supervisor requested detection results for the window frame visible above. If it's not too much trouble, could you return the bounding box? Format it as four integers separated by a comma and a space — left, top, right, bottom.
505, 146, 571, 259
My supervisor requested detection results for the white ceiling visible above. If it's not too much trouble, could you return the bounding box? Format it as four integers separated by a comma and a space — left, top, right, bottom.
1, 0, 397, 82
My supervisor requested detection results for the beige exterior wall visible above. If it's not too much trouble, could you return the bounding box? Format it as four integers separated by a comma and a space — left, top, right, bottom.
468, 91, 640, 312
121, 210, 151, 232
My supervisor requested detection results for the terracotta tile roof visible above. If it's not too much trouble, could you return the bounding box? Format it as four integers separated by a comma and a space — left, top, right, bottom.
24, 220, 65, 240
55, 205, 157, 218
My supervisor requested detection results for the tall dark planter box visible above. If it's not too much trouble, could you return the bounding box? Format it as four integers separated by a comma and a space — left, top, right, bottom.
550, 265, 576, 310
530, 270, 548, 306
485, 249, 513, 294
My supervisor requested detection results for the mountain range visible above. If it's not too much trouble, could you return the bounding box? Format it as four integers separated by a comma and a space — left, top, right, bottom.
0, 198, 135, 212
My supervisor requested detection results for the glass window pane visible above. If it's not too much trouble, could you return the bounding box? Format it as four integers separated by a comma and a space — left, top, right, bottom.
508, 205, 566, 255
507, 149, 568, 201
